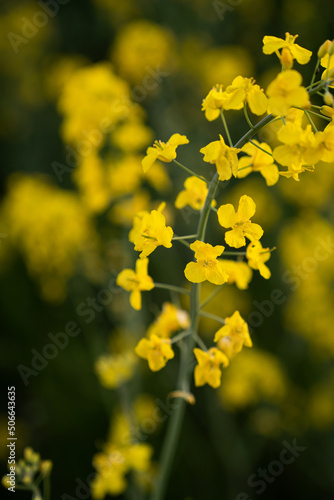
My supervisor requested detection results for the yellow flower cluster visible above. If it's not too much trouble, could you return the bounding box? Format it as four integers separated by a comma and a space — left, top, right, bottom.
91, 404, 155, 498
0, 174, 94, 301
2, 447, 52, 493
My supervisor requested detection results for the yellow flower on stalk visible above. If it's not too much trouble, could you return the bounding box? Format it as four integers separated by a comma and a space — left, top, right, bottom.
266, 70, 310, 116
218, 260, 253, 290
175, 176, 216, 211
273, 122, 322, 180
279, 163, 315, 181
147, 302, 190, 338
214, 310, 252, 359
142, 133, 189, 172
217, 195, 263, 248
319, 52, 334, 84
116, 258, 154, 310
246, 241, 272, 279
237, 141, 279, 186
184, 241, 229, 285
200, 135, 240, 181
202, 84, 228, 121
135, 334, 174, 371
223, 76, 268, 115
95, 352, 137, 389
129, 203, 173, 259
193, 347, 229, 388
262, 33, 312, 67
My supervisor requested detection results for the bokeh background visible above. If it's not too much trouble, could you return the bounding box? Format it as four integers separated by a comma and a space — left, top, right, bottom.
1, 0, 334, 498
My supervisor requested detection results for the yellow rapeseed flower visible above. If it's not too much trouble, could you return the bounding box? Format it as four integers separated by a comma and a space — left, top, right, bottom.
218, 260, 253, 289
217, 195, 263, 248
201, 84, 227, 121
266, 70, 310, 116
175, 176, 216, 210
147, 302, 190, 338
142, 134, 189, 172
214, 310, 252, 359
223, 76, 268, 115
184, 241, 229, 285
135, 333, 174, 371
129, 203, 173, 258
193, 347, 229, 388
262, 33, 312, 66
273, 122, 321, 180
116, 258, 154, 310
237, 141, 279, 186
246, 241, 271, 279
200, 135, 240, 181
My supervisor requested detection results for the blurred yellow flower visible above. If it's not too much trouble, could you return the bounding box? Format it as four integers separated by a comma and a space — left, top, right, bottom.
109, 190, 151, 227
112, 120, 153, 153
184, 241, 229, 285
246, 240, 271, 279
135, 334, 174, 371
219, 349, 287, 410
73, 153, 111, 213
193, 348, 229, 388
147, 302, 190, 338
217, 195, 263, 248
238, 141, 279, 186
218, 260, 253, 289
175, 176, 215, 211
92, 442, 152, 499
200, 135, 240, 181
274, 122, 322, 165
266, 70, 310, 116
58, 63, 130, 148
116, 258, 154, 310
111, 20, 176, 84
142, 134, 189, 172
0, 174, 94, 302
95, 352, 137, 389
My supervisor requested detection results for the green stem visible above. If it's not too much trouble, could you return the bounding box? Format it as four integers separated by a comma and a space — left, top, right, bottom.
223, 251, 247, 256
304, 109, 318, 132
193, 331, 208, 350
170, 330, 191, 344
199, 310, 226, 325
44, 474, 51, 500
220, 110, 233, 147
244, 104, 254, 129
309, 57, 320, 88
172, 234, 197, 240
249, 140, 273, 156
172, 159, 209, 183
295, 107, 331, 121
200, 284, 226, 310
234, 114, 275, 149
150, 172, 221, 500
153, 283, 191, 295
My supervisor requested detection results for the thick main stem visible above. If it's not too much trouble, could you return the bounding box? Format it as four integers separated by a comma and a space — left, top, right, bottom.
150, 173, 220, 500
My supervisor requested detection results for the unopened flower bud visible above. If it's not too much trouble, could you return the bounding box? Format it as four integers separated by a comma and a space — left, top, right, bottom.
40, 460, 53, 475
324, 91, 334, 106
320, 105, 334, 118
329, 41, 334, 56
280, 47, 293, 70
318, 40, 332, 58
